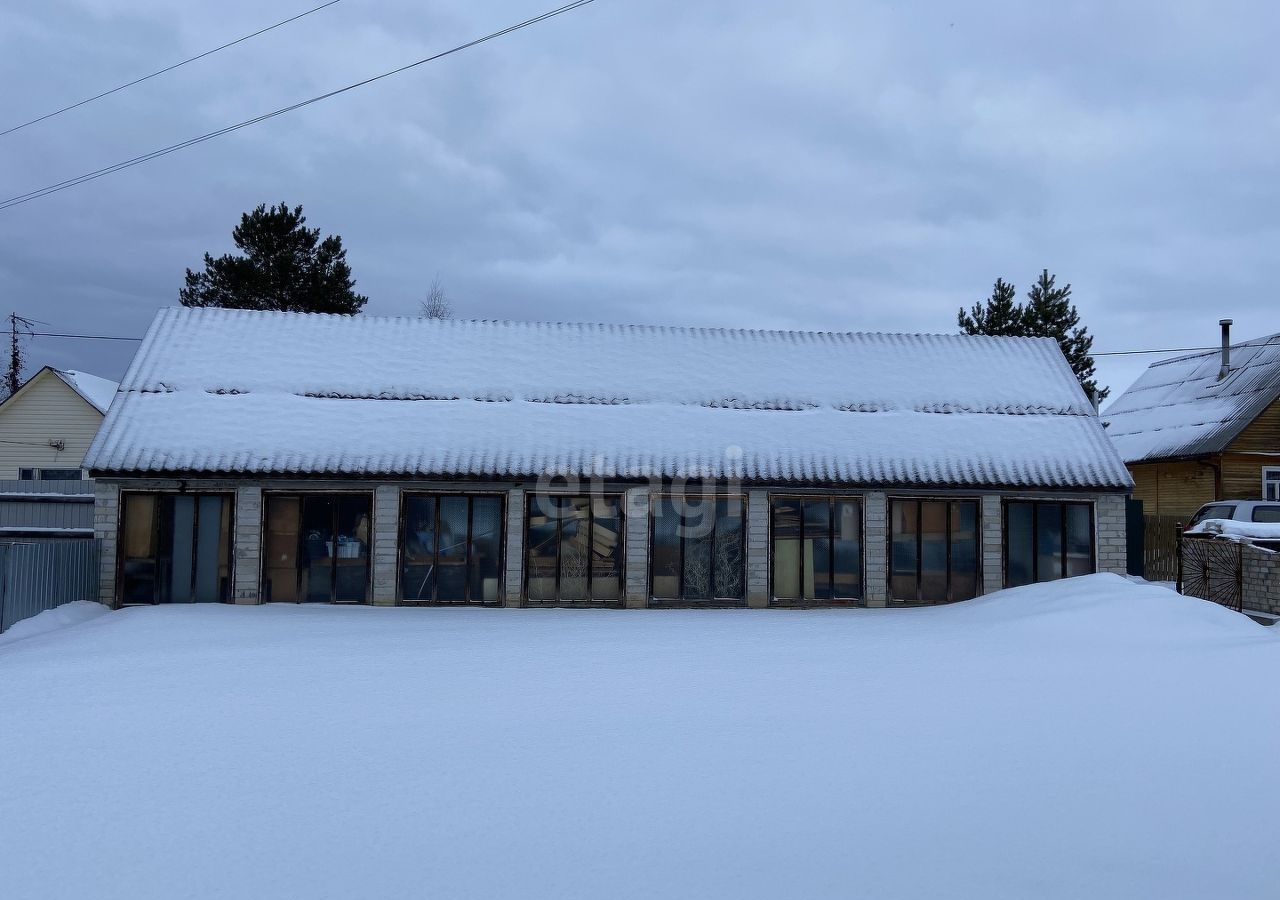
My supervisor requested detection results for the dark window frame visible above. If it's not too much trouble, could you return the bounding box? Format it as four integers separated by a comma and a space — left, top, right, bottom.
397, 491, 506, 605
648, 493, 747, 606
523, 493, 626, 606
768, 494, 865, 606
261, 491, 374, 604
117, 490, 235, 605
1002, 499, 1096, 586
887, 497, 981, 605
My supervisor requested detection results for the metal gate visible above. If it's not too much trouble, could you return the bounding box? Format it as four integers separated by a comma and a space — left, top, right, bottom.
0, 539, 101, 633
1178, 536, 1243, 613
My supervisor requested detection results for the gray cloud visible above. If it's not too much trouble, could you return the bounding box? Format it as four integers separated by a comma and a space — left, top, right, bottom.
1, 0, 1276, 398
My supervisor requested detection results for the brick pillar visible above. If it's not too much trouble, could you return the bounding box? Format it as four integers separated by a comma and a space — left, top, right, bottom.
624, 486, 650, 608
93, 480, 120, 607
981, 494, 1003, 596
503, 488, 525, 607
233, 485, 262, 604
371, 485, 400, 606
746, 489, 769, 607
1095, 493, 1128, 574
863, 491, 887, 606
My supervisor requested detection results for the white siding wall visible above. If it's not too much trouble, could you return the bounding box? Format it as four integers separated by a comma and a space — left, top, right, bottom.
0, 371, 104, 479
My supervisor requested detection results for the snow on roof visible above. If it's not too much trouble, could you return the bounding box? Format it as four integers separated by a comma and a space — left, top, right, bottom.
85, 307, 1133, 489
1102, 333, 1280, 464
53, 368, 119, 415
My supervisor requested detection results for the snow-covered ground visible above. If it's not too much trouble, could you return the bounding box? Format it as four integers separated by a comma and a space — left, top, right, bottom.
1, 575, 1277, 899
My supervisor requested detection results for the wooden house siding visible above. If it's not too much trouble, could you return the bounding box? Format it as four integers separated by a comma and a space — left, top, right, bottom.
1129, 461, 1216, 520
0, 371, 105, 479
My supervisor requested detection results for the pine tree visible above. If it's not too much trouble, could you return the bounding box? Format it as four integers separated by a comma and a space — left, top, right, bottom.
957, 278, 1025, 336
179, 203, 368, 314
1022, 270, 1107, 402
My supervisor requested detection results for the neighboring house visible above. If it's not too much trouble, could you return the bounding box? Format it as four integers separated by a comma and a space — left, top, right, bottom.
1104, 322, 1280, 521
86, 307, 1131, 608
0, 366, 119, 539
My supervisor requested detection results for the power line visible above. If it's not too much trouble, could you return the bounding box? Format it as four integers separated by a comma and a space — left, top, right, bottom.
0, 0, 343, 139
0, 0, 599, 211
1093, 346, 1221, 357
30, 331, 142, 342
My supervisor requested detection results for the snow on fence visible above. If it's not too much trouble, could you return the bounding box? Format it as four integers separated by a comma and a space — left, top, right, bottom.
0, 539, 100, 633
1179, 530, 1280, 617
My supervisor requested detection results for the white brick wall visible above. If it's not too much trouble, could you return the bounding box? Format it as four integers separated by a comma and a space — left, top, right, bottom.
1096, 493, 1127, 575
863, 492, 887, 605
232, 486, 262, 604
503, 488, 525, 607
981, 494, 1003, 596
94, 480, 119, 606
371, 485, 400, 606
746, 489, 769, 607
624, 487, 650, 608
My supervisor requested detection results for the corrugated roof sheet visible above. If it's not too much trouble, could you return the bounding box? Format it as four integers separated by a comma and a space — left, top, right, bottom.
1103, 333, 1280, 463
85, 307, 1133, 489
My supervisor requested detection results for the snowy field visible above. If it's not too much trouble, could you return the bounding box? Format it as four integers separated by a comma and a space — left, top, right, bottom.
1, 574, 1278, 899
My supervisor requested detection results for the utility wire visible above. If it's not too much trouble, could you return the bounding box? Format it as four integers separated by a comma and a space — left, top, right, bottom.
0, 0, 343, 138
0, 0, 599, 211
30, 331, 142, 342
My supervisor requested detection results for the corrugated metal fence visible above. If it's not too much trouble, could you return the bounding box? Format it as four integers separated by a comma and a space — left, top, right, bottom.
0, 539, 100, 633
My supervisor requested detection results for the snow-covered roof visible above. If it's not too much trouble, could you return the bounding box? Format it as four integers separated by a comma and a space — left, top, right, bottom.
53, 368, 119, 415
85, 307, 1132, 489
1103, 333, 1280, 464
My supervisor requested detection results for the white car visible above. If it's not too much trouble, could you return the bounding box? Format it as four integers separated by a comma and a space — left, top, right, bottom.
1187, 499, 1280, 527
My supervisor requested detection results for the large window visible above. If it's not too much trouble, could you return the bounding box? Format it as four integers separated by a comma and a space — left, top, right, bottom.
1005, 501, 1094, 587
263, 494, 372, 603
400, 494, 504, 604
771, 497, 863, 603
525, 495, 623, 604
119, 493, 232, 603
651, 495, 745, 604
1264, 467, 1280, 502
889, 499, 979, 604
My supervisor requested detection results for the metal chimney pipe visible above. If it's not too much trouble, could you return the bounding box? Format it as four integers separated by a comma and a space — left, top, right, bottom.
1219, 318, 1233, 380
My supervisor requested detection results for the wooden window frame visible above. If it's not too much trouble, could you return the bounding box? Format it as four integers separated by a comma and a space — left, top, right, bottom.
1001, 499, 1096, 587
397, 491, 506, 605
768, 494, 865, 606
523, 493, 626, 606
261, 491, 374, 604
1263, 466, 1280, 502
886, 497, 981, 606
117, 490, 235, 605
648, 493, 747, 606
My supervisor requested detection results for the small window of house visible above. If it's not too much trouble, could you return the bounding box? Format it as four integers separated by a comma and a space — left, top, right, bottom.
1263, 467, 1280, 502
651, 494, 745, 603
771, 497, 862, 603
119, 493, 233, 604
1005, 501, 1095, 587
38, 468, 83, 481
263, 494, 372, 602
400, 494, 504, 603
525, 494, 623, 604
889, 499, 979, 604
18, 468, 36, 480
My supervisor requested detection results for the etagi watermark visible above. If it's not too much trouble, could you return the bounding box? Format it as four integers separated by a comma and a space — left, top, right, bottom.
529, 446, 746, 538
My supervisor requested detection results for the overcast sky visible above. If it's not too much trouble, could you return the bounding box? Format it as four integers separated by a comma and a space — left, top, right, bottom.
1, 0, 1276, 398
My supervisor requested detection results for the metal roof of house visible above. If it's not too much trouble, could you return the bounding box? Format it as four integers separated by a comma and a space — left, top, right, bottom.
84, 307, 1133, 489
1103, 333, 1280, 464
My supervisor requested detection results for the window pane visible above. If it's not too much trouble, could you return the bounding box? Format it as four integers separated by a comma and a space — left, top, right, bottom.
832, 500, 861, 599
802, 499, 831, 601
918, 501, 948, 602
334, 495, 371, 602
401, 496, 437, 601
713, 498, 745, 600
264, 496, 300, 602
683, 514, 713, 602
1252, 506, 1280, 523
193, 495, 227, 603
651, 497, 681, 599
889, 500, 919, 602
1064, 504, 1094, 577
772, 499, 802, 599
1006, 502, 1034, 588
591, 497, 622, 601
950, 501, 979, 601
435, 496, 469, 601
121, 494, 158, 604
559, 498, 591, 601
1036, 503, 1064, 582
470, 497, 503, 602
299, 496, 334, 602
526, 496, 560, 601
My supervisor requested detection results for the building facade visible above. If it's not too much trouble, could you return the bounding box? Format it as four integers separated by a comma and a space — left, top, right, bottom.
87, 308, 1131, 609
